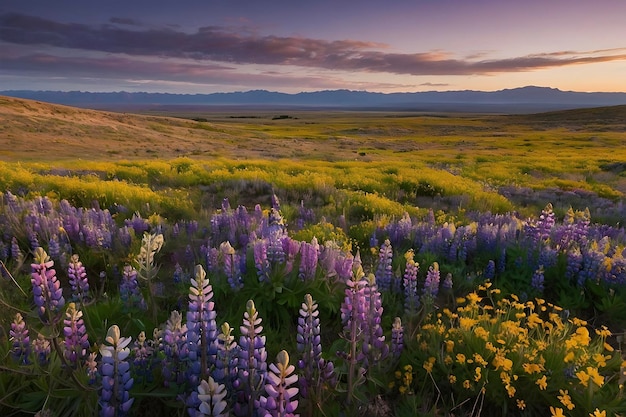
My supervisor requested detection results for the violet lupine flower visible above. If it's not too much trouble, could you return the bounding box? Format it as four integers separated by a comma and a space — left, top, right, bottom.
565, 247, 583, 284
119, 265, 147, 311
160, 310, 188, 387
362, 273, 389, 368
403, 250, 420, 315
335, 252, 354, 282
31, 247, 65, 324
220, 241, 243, 290
68, 254, 90, 303
298, 238, 320, 281
531, 265, 545, 293
259, 350, 299, 417
100, 325, 134, 417
423, 262, 441, 298
132, 331, 156, 384
253, 238, 271, 283
86, 352, 98, 385
48, 233, 60, 261
282, 237, 300, 274
205, 247, 220, 274
63, 302, 90, 367
266, 208, 286, 264
186, 265, 219, 389
338, 262, 368, 402
297, 294, 336, 400
391, 317, 404, 359
214, 322, 239, 392
32, 332, 51, 365
9, 313, 30, 364
442, 273, 453, 291
194, 377, 229, 417
233, 300, 267, 417
484, 260, 495, 280
375, 239, 393, 292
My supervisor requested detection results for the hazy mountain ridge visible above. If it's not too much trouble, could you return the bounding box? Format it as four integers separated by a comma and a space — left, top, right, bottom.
2, 86, 626, 113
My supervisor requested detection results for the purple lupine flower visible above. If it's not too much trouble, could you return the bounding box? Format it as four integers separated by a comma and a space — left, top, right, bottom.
442, 273, 453, 290
282, 237, 300, 274
205, 247, 220, 274
391, 317, 404, 359
298, 237, 320, 281
32, 332, 51, 365
531, 265, 545, 293
297, 294, 336, 401
173, 262, 184, 284
86, 352, 98, 385
214, 322, 239, 393
375, 239, 393, 292
31, 247, 65, 324
132, 331, 155, 384
423, 262, 441, 298
253, 238, 270, 283
160, 310, 188, 387
63, 302, 90, 366
68, 254, 90, 303
265, 208, 286, 264
362, 273, 389, 367
99, 325, 134, 417
186, 265, 219, 390
9, 313, 30, 364
194, 377, 228, 417
335, 251, 354, 282
233, 300, 267, 417
48, 233, 60, 261
566, 247, 583, 284
119, 265, 146, 311
403, 250, 420, 315
259, 350, 299, 417
125, 212, 149, 235
484, 260, 495, 280
220, 241, 243, 290
338, 263, 368, 403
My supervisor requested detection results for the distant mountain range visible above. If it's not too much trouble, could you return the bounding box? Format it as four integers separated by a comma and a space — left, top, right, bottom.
3, 86, 626, 113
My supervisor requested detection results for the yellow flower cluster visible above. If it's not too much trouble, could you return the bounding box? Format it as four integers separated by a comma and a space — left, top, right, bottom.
416, 284, 618, 414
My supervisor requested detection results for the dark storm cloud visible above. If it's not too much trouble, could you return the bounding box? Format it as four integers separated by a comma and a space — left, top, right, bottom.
1, 13, 625, 76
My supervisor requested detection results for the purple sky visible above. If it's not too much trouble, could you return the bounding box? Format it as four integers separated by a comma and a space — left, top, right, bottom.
1, 0, 625, 93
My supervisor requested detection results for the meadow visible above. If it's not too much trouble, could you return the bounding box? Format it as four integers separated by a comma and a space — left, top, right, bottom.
1, 96, 626, 416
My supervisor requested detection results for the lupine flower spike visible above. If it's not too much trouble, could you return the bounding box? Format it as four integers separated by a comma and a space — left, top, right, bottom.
234, 300, 267, 416
31, 247, 65, 324
260, 350, 299, 417
195, 377, 229, 417
99, 325, 134, 417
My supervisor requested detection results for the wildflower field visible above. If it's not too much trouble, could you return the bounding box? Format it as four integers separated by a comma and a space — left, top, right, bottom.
1, 97, 626, 416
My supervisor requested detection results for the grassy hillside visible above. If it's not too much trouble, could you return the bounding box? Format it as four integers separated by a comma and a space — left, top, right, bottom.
1, 95, 625, 223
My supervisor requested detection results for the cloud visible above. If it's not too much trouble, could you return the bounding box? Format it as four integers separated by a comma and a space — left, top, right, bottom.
1, 12, 626, 77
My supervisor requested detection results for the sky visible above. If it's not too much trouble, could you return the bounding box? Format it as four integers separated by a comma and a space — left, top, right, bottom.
1, 0, 626, 94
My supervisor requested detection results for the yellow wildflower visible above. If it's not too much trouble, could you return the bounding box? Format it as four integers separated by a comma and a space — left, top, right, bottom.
473, 353, 487, 366
558, 389, 575, 411
449, 375, 456, 384
590, 409, 606, 417
474, 367, 482, 382
527, 313, 543, 328
506, 384, 516, 397
550, 406, 566, 417
444, 339, 454, 352
516, 399, 526, 410
423, 357, 436, 373
456, 353, 466, 364
536, 375, 547, 390
564, 351, 575, 363
463, 379, 471, 389
595, 326, 611, 338
522, 362, 544, 374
